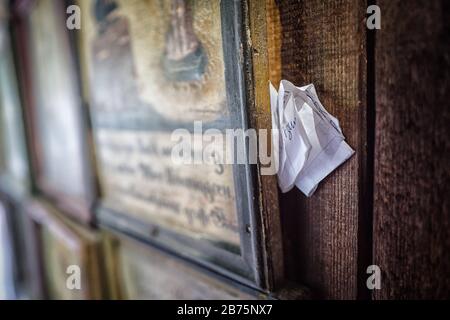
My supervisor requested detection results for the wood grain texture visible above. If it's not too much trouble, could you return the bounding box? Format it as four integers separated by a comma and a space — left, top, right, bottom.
269, 0, 368, 299
373, 0, 450, 299
246, 0, 285, 290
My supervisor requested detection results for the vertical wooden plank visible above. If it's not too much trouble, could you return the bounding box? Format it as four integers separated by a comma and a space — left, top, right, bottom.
374, 0, 450, 299
268, 0, 368, 299
246, 0, 285, 290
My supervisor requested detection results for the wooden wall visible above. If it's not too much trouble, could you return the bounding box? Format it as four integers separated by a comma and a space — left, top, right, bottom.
267, 0, 450, 299
267, 0, 369, 299
373, 0, 450, 299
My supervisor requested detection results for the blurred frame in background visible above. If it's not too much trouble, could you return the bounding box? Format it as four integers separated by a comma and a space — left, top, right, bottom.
0, 0, 289, 300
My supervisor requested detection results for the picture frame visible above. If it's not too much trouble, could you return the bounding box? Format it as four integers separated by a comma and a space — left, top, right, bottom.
0, 192, 45, 299
0, 1, 39, 299
103, 231, 260, 300
0, 0, 30, 197
77, 0, 284, 291
25, 198, 107, 300
12, 0, 96, 224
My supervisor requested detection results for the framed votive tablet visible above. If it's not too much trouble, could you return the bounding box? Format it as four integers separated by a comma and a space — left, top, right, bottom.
77, 0, 284, 289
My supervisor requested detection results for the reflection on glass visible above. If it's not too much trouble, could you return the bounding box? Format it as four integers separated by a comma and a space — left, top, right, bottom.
0, 203, 14, 300
29, 0, 86, 198
0, 21, 28, 187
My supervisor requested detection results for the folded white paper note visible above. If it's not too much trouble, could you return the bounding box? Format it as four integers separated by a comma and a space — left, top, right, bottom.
270, 80, 355, 196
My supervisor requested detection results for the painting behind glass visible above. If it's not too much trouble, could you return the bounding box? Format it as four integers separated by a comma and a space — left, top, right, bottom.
26, 0, 94, 222
79, 0, 242, 247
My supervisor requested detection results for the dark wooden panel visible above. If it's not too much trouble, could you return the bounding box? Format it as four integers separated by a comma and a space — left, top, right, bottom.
373, 0, 450, 299
269, 0, 368, 299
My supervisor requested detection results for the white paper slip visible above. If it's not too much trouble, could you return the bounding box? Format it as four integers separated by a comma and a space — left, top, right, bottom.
269, 80, 355, 197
